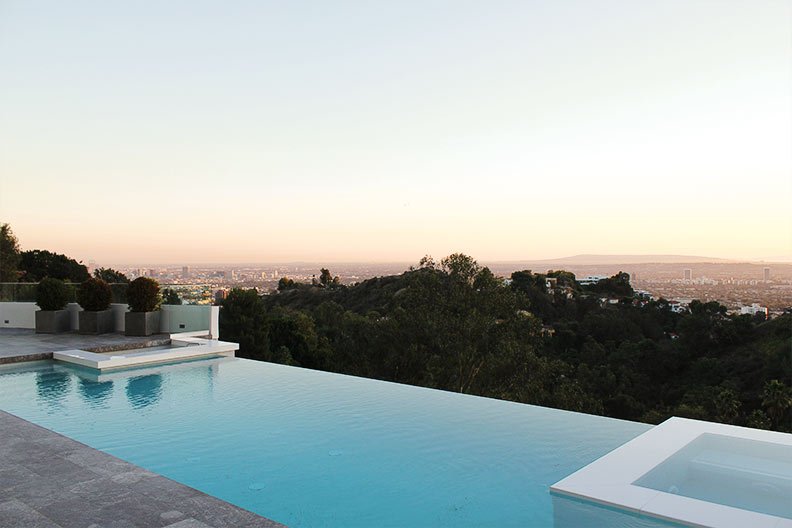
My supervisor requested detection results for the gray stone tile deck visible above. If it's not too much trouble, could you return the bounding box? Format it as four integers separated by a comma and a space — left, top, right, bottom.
0, 411, 285, 528
0, 329, 170, 364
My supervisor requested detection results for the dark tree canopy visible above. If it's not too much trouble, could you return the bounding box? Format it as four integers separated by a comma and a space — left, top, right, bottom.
20, 250, 90, 283
0, 223, 21, 281
0, 224, 20, 282
93, 267, 129, 283
583, 271, 634, 297
161, 288, 183, 305
318, 268, 340, 288
277, 277, 296, 291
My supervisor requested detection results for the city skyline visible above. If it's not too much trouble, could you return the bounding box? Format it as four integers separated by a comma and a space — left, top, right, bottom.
2, 1, 790, 263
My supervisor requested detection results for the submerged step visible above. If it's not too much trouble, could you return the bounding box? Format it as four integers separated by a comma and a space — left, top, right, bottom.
53, 335, 238, 370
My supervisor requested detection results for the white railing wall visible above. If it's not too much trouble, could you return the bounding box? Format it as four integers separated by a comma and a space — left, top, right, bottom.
0, 302, 38, 329
0, 302, 219, 337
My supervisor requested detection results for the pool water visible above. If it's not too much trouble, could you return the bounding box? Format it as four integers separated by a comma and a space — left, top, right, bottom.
635, 433, 792, 520
0, 357, 654, 527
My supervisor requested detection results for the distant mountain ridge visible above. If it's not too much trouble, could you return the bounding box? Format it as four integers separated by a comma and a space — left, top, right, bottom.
499, 254, 734, 265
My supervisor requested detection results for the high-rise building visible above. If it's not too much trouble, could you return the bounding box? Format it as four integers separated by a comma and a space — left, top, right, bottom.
763, 267, 770, 282
182, 266, 190, 279
683, 269, 692, 281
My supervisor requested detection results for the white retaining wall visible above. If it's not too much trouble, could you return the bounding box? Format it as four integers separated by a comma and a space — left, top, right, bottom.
0, 302, 38, 329
160, 305, 219, 337
0, 302, 219, 337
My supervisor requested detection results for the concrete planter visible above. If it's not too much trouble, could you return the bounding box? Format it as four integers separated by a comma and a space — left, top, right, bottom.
125, 311, 160, 336
35, 310, 70, 333
79, 310, 115, 334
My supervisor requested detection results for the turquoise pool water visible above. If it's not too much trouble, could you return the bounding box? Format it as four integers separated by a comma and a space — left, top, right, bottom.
0, 357, 656, 527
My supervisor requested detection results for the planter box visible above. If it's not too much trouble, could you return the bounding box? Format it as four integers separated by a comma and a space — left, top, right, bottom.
79, 310, 115, 334
35, 310, 70, 333
125, 311, 160, 336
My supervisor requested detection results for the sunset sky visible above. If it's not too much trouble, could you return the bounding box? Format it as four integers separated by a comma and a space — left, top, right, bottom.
1, 1, 790, 265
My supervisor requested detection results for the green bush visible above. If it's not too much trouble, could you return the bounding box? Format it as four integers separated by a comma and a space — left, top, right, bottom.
127, 277, 161, 312
162, 288, 182, 305
77, 277, 112, 311
36, 278, 71, 311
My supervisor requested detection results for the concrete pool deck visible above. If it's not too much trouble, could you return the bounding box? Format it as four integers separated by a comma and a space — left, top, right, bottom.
0, 329, 170, 364
0, 410, 284, 528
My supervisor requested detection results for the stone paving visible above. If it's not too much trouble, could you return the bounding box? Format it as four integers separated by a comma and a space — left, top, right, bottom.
0, 411, 284, 528
0, 329, 170, 364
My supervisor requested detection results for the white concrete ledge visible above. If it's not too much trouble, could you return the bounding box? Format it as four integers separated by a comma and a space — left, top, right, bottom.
53, 337, 238, 371
551, 417, 792, 528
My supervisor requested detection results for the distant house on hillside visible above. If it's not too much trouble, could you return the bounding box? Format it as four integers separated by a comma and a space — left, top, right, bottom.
576, 275, 609, 286
740, 303, 768, 319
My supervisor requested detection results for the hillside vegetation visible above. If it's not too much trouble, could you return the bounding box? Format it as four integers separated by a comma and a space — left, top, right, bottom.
220, 254, 792, 432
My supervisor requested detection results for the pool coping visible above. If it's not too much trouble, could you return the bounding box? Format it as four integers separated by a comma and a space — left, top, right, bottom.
0, 410, 285, 528
550, 417, 792, 528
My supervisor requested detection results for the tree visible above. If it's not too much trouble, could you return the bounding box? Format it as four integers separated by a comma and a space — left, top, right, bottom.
268, 307, 326, 368
713, 388, 741, 424
93, 267, 129, 283
440, 253, 481, 284
762, 380, 791, 429
388, 254, 541, 395
0, 223, 21, 281
319, 268, 340, 288
219, 289, 270, 361
418, 255, 436, 269
277, 277, 296, 291
584, 271, 634, 297
19, 250, 89, 282
547, 270, 578, 290
161, 288, 182, 305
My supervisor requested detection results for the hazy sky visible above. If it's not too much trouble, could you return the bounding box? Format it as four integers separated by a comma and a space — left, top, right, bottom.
1, 0, 790, 265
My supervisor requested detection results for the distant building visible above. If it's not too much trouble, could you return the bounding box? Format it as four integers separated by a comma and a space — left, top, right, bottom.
88, 260, 96, 275
182, 266, 190, 279
148, 268, 157, 278
668, 301, 687, 313
577, 275, 608, 286
683, 269, 692, 281
214, 289, 227, 304
224, 270, 235, 280
763, 267, 770, 282
740, 303, 768, 319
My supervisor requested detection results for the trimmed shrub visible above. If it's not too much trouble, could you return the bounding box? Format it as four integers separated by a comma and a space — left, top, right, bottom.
36, 278, 70, 311
77, 278, 112, 311
162, 288, 182, 305
127, 277, 161, 312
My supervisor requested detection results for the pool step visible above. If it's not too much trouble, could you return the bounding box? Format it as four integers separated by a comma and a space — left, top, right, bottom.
53, 334, 238, 370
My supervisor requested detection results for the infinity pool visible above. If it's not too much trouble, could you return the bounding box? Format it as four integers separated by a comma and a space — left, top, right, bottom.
0, 357, 661, 527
